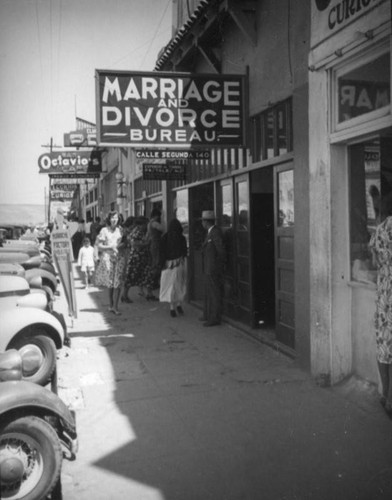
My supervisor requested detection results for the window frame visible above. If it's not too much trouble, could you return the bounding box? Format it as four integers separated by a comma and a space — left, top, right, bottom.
331, 40, 391, 136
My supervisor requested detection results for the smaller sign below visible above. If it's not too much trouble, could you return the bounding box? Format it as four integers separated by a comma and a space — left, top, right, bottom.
64, 128, 97, 147
136, 149, 211, 160
143, 163, 186, 181
49, 173, 100, 179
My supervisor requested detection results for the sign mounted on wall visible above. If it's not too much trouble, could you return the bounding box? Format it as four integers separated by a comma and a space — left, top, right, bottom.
135, 149, 210, 160
96, 70, 246, 148
142, 163, 187, 181
311, 0, 389, 48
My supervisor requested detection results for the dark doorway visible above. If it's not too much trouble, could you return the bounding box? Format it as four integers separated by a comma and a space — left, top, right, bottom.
189, 183, 214, 300
250, 168, 275, 328
251, 193, 275, 326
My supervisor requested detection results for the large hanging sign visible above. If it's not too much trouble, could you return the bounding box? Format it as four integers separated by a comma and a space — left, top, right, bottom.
96, 70, 246, 148
38, 150, 102, 175
311, 0, 388, 48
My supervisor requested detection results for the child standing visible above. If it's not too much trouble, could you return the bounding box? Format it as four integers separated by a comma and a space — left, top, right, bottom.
78, 237, 95, 289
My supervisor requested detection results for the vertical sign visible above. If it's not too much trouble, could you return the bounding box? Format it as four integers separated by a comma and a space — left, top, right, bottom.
51, 212, 77, 319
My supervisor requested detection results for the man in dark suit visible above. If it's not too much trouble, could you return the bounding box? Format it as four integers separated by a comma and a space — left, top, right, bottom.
201, 210, 225, 327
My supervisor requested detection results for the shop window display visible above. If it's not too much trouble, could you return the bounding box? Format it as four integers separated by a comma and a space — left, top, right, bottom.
349, 135, 392, 283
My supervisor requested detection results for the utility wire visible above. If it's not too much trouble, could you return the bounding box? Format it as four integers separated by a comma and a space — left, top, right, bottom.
140, 0, 171, 69
35, 0, 50, 136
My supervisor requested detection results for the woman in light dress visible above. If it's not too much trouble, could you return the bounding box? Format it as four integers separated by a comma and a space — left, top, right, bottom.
94, 211, 125, 315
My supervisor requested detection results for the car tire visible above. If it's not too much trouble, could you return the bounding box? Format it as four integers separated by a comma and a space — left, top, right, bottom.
12, 334, 57, 386
0, 416, 62, 500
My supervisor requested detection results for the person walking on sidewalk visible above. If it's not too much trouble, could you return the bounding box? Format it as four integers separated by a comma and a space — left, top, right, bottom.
200, 210, 225, 327
119, 216, 135, 303
147, 208, 164, 292
369, 201, 392, 418
94, 211, 125, 315
159, 218, 187, 317
77, 237, 95, 289
90, 216, 103, 246
125, 216, 158, 301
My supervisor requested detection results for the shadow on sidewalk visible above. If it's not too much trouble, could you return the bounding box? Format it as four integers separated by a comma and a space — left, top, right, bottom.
61, 271, 392, 500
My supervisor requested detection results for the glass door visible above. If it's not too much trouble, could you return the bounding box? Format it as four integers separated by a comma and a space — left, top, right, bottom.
218, 176, 251, 323
219, 180, 235, 316
235, 176, 251, 323
274, 165, 295, 348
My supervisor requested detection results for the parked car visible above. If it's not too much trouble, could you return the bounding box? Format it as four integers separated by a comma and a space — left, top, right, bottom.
0, 276, 66, 387
0, 349, 77, 500
0, 224, 26, 240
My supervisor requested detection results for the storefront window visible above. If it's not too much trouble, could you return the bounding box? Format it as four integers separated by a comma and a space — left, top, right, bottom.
278, 170, 294, 227
249, 99, 292, 162
334, 45, 390, 131
338, 52, 390, 123
349, 135, 392, 283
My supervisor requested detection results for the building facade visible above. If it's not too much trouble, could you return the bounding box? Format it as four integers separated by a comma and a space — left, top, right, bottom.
149, 0, 312, 363
308, 0, 391, 385
87, 0, 391, 388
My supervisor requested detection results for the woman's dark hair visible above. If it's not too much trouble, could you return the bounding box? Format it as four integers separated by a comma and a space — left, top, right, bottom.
123, 216, 135, 228
151, 208, 161, 218
105, 211, 119, 226
134, 216, 149, 226
168, 218, 183, 234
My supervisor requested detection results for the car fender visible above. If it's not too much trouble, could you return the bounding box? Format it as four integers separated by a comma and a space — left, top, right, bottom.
0, 274, 30, 294
0, 263, 26, 277
0, 307, 64, 350
0, 291, 47, 310
40, 261, 57, 276
21, 255, 42, 269
2, 241, 40, 256
0, 380, 77, 439
25, 268, 57, 293
0, 251, 30, 264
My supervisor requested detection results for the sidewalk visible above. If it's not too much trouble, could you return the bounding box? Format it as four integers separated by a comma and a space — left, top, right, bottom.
56, 267, 392, 500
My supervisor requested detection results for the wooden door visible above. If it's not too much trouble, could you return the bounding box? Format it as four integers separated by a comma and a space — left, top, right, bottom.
274, 165, 295, 348
234, 175, 251, 323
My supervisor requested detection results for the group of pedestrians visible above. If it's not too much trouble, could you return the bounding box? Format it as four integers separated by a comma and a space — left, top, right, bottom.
76, 209, 187, 317
76, 208, 226, 325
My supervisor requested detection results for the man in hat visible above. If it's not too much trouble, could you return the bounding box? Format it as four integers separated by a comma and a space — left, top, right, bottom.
201, 210, 225, 326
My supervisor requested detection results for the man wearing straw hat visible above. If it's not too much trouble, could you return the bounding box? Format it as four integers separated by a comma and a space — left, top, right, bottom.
200, 210, 225, 326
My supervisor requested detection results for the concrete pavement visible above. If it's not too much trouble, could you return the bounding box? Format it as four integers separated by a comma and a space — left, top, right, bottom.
55, 267, 392, 500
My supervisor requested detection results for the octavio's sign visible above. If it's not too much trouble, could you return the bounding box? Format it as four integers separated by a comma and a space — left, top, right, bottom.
38, 151, 102, 174
312, 0, 387, 47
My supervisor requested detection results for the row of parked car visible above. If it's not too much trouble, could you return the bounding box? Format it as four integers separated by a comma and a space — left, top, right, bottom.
0, 228, 77, 500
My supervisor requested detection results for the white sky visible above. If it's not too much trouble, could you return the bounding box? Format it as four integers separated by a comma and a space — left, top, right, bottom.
0, 0, 172, 205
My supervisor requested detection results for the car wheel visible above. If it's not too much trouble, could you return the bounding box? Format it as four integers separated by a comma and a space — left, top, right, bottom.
12, 334, 57, 386
0, 416, 62, 500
